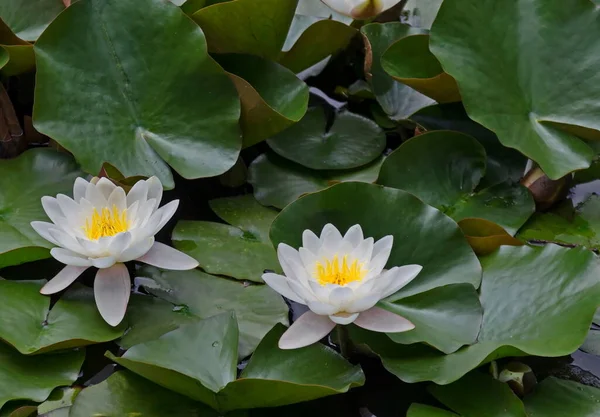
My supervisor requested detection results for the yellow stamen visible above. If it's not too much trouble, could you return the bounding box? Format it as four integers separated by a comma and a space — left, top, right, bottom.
83, 205, 129, 240
316, 255, 366, 286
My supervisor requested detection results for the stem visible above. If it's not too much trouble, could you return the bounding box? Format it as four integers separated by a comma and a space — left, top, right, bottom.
336, 325, 352, 359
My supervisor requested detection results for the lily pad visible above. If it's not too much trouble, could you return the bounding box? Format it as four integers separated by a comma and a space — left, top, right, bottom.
0, 0, 64, 42
524, 377, 600, 416
109, 319, 364, 412
0, 343, 84, 409
0, 280, 124, 354
217, 54, 309, 148
192, 0, 297, 59
429, 0, 600, 179
361, 23, 434, 121
377, 131, 534, 235
382, 34, 460, 103
407, 404, 458, 417
271, 181, 481, 298
172, 195, 280, 282
458, 218, 523, 256
135, 267, 288, 358
69, 371, 218, 417
248, 153, 384, 209
0, 148, 82, 268
267, 107, 385, 170
33, 0, 241, 188
351, 245, 600, 384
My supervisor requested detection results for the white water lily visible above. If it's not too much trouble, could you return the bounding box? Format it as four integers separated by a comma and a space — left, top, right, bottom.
263, 224, 422, 349
320, 0, 402, 19
31, 176, 198, 327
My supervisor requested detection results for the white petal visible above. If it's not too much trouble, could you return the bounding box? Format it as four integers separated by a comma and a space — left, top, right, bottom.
73, 177, 89, 203
350, 237, 374, 265
379, 265, 423, 299
49, 229, 85, 254
278, 311, 336, 349
126, 179, 148, 207
85, 181, 108, 208
262, 273, 306, 304
56, 194, 81, 220
51, 248, 92, 267
287, 278, 316, 302
107, 186, 127, 211
119, 237, 155, 262
342, 224, 364, 249
146, 176, 163, 212
91, 256, 117, 269
320, 0, 396, 19
307, 300, 338, 315
299, 247, 318, 270
329, 312, 359, 325
94, 263, 131, 326
136, 242, 198, 270
320, 223, 342, 242
109, 232, 132, 256
132, 198, 157, 227
41, 196, 65, 224
308, 280, 332, 302
353, 307, 415, 333
319, 224, 343, 257
31, 221, 60, 245
372, 235, 393, 261
345, 293, 380, 314
301, 229, 321, 254
277, 244, 311, 286
328, 286, 355, 309
40, 265, 88, 295
95, 177, 117, 200
146, 200, 179, 235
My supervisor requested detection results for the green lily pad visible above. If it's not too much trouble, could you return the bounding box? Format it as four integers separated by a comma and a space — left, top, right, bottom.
0, 148, 82, 269
192, 0, 297, 59
0, 280, 124, 354
409, 103, 526, 188
69, 371, 218, 417
0, 0, 64, 42
0, 45, 35, 76
524, 377, 600, 416
33, 0, 241, 188
248, 152, 384, 209
267, 107, 385, 170
429, 0, 600, 179
407, 404, 458, 417
351, 245, 600, 384
217, 54, 308, 148
377, 131, 534, 235
172, 195, 281, 282
361, 23, 434, 121
135, 267, 288, 358
517, 196, 600, 250
0, 343, 84, 409
382, 34, 460, 103
37, 387, 80, 415
109, 320, 364, 412
0, 404, 37, 417
458, 218, 523, 256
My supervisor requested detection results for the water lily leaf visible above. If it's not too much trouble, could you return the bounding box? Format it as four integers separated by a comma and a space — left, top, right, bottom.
267, 107, 385, 170
192, 0, 297, 59
248, 152, 384, 209
0, 0, 64, 42
33, 0, 241, 189
217, 54, 308, 148
403, 0, 443, 29
458, 218, 523, 256
517, 196, 600, 250
407, 404, 458, 417
0, 404, 37, 417
0, 45, 34, 76
377, 131, 534, 235
271, 181, 481, 299
523, 377, 600, 416
172, 195, 281, 282
0, 280, 124, 355
429, 0, 600, 179
352, 245, 600, 384
110, 321, 364, 412
382, 34, 460, 103
136, 267, 288, 358
361, 23, 435, 121
69, 371, 218, 417
0, 148, 82, 269
0, 343, 84, 409
37, 387, 80, 415
409, 103, 526, 188
429, 371, 527, 417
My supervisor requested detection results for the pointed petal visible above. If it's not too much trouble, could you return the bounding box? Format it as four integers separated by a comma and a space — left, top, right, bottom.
342, 224, 364, 249
118, 237, 154, 262
299, 247, 318, 270
41, 196, 65, 224
329, 312, 359, 325
379, 265, 423, 299
328, 286, 355, 309
108, 232, 132, 256
94, 263, 131, 327
40, 265, 88, 295
49, 229, 85, 254
136, 242, 198, 270
107, 186, 127, 211
56, 194, 81, 220
278, 311, 336, 349
262, 273, 306, 304
345, 293, 380, 314
73, 177, 89, 203
146, 176, 163, 212
85, 181, 108, 208
302, 229, 321, 254
307, 300, 338, 315
147, 200, 179, 235
91, 256, 117, 269
51, 248, 92, 267
95, 177, 117, 200
371, 235, 393, 260
31, 221, 60, 245
126, 179, 148, 207
350, 237, 374, 265
353, 307, 415, 333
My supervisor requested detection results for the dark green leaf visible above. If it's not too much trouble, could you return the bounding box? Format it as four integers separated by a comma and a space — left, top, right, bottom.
524, 377, 600, 417
407, 404, 458, 417
0, 0, 64, 42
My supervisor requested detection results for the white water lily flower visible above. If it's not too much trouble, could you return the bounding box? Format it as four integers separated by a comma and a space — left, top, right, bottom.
263, 224, 422, 349
31, 176, 198, 327
320, 0, 401, 19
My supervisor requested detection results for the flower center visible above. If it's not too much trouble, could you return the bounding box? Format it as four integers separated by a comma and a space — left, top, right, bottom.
316, 255, 366, 286
83, 205, 129, 240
